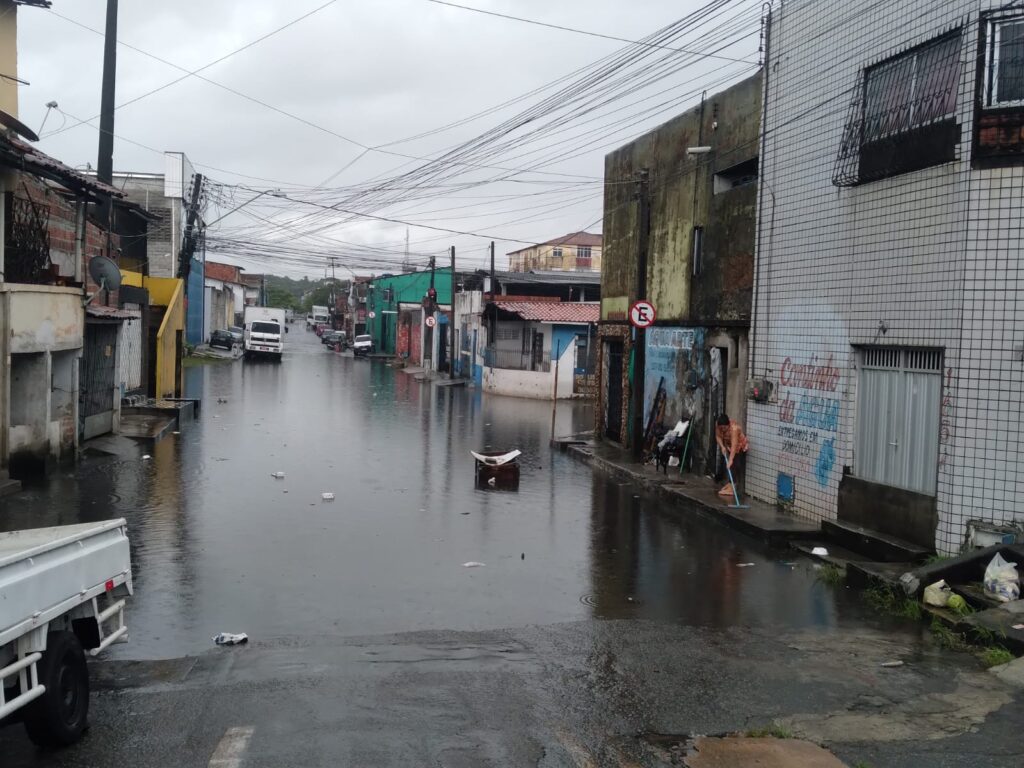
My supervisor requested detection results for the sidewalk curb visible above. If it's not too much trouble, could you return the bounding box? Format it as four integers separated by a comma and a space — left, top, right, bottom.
566, 444, 820, 547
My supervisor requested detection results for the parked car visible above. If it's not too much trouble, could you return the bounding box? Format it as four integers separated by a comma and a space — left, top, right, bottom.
322, 330, 347, 348
228, 326, 244, 345
209, 328, 235, 350
353, 334, 374, 357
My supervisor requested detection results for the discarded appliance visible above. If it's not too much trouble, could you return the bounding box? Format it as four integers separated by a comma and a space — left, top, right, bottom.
471, 449, 521, 490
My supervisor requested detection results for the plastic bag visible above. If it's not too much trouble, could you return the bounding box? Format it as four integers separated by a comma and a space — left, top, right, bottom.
923, 579, 951, 607
983, 553, 1020, 603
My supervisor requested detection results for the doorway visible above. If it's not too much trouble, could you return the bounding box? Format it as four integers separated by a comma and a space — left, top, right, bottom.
705, 345, 728, 475
605, 340, 624, 441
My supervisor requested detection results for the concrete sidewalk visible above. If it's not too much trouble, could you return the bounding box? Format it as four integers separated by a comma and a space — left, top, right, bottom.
566, 440, 820, 546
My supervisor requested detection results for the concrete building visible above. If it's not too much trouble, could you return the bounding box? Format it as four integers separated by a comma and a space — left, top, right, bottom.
481, 301, 597, 399
110, 152, 204, 345
597, 73, 761, 475
507, 232, 602, 273
746, 1, 1024, 554
203, 260, 243, 340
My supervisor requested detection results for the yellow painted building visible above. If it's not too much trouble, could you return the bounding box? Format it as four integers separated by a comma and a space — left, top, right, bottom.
121, 271, 185, 399
0, 1, 19, 121
507, 232, 602, 273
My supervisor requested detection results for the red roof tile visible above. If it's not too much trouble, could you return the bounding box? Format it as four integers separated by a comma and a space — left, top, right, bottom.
492, 300, 599, 324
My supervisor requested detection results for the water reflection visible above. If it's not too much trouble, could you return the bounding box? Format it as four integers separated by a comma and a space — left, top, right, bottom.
0, 332, 862, 660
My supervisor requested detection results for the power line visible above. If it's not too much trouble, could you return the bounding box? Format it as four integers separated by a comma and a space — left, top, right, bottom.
426, 0, 756, 64
44, 0, 346, 140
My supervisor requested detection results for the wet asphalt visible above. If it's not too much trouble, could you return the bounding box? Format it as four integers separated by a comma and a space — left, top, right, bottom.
1, 328, 1021, 766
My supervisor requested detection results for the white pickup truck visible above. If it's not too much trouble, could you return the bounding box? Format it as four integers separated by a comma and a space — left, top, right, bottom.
0, 519, 133, 746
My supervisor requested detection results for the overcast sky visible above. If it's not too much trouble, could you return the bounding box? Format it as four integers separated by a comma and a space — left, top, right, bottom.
16, 0, 761, 276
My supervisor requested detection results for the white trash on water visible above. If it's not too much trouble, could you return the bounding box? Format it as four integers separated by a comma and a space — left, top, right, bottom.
462, 561, 486, 568
213, 632, 248, 645
811, 546, 829, 557
142, 455, 152, 460
880, 660, 904, 668
271, 471, 285, 479
322, 492, 335, 501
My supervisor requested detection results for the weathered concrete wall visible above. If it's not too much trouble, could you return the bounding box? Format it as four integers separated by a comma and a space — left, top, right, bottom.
601, 73, 761, 324
6, 286, 84, 353
9, 351, 48, 474
484, 343, 576, 400
599, 74, 760, 448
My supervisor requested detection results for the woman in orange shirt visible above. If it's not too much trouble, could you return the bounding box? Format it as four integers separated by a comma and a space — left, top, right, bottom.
715, 413, 749, 497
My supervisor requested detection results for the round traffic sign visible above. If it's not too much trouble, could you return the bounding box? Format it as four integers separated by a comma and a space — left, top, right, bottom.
368, 311, 377, 319
425, 315, 436, 328
629, 300, 656, 328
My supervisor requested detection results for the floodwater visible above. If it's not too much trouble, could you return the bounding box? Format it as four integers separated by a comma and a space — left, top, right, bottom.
1, 329, 868, 659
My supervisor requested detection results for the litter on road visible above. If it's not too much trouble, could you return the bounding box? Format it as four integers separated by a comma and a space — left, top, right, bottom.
213, 632, 249, 645
811, 546, 829, 556
463, 562, 486, 568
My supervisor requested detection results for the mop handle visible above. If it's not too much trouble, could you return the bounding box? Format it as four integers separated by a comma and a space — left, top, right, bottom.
721, 446, 741, 507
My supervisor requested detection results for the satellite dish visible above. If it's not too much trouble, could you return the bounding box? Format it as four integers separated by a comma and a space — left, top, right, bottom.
88, 256, 122, 292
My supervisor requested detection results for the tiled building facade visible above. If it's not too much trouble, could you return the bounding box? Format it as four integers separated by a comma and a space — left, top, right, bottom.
747, 0, 1024, 553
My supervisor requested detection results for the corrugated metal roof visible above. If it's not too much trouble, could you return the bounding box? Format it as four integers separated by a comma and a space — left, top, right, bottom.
86, 305, 141, 320
492, 301, 599, 324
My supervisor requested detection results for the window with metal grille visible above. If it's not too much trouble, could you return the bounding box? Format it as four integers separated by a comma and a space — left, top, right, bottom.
984, 17, 1024, 107
495, 325, 521, 341
833, 31, 962, 186
855, 347, 942, 495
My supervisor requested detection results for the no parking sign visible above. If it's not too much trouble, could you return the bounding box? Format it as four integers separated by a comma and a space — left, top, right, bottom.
629, 300, 656, 329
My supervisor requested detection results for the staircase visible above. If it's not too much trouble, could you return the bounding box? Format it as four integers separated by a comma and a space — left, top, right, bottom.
793, 519, 932, 582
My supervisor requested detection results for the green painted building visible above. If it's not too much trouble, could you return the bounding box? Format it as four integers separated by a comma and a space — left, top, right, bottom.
366, 268, 452, 355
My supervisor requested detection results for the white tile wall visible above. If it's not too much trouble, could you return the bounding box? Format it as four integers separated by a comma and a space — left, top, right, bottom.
749, 0, 1024, 553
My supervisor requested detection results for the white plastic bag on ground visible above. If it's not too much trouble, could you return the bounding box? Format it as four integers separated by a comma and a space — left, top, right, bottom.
923, 579, 952, 607
984, 553, 1020, 603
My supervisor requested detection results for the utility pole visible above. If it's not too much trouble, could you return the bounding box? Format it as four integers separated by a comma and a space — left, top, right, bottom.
631, 168, 651, 458
449, 245, 456, 376
177, 173, 204, 279
489, 241, 495, 297
96, 0, 118, 251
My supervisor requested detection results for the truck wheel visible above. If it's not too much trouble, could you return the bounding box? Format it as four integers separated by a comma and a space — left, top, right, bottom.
23, 631, 90, 747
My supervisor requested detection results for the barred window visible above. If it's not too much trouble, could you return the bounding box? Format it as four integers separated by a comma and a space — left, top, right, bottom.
984, 18, 1024, 107
863, 35, 960, 142
833, 31, 962, 186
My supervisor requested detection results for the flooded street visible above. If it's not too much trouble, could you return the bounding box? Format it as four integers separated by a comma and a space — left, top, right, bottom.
3, 329, 863, 660
4, 330, 1023, 768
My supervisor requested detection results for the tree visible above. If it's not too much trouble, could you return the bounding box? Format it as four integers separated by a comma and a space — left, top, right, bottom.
265, 286, 298, 310
300, 279, 347, 313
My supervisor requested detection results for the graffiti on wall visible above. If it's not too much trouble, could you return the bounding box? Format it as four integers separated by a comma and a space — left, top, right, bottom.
644, 327, 704, 426
777, 354, 841, 487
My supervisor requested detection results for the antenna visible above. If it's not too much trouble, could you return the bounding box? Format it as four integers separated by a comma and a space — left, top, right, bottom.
84, 255, 122, 306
